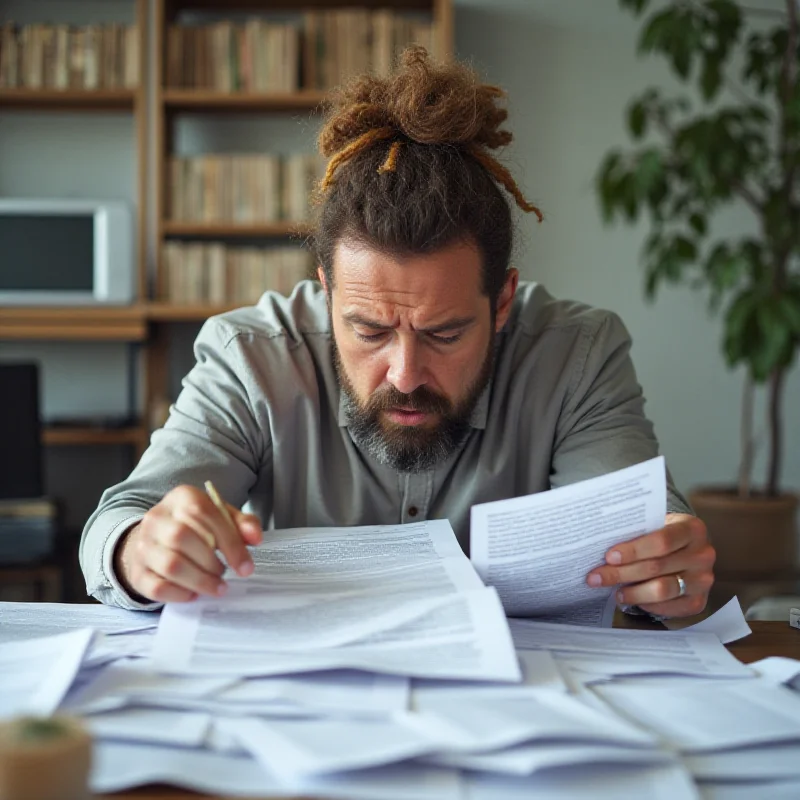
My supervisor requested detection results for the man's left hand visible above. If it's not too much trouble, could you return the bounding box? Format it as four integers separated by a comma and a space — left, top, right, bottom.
586, 513, 716, 618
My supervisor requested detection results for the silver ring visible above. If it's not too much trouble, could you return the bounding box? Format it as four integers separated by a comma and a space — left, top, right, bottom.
675, 574, 687, 598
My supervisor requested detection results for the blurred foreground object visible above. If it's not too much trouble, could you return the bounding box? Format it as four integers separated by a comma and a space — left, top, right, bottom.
0, 716, 91, 800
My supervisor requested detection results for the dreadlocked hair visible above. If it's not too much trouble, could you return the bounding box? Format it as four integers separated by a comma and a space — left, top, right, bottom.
312, 46, 543, 305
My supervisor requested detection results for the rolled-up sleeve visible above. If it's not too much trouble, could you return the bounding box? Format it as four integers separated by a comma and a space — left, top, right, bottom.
550, 312, 691, 516
80, 318, 272, 609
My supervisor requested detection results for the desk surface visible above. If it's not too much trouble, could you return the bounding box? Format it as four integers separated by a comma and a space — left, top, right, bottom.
98, 620, 800, 800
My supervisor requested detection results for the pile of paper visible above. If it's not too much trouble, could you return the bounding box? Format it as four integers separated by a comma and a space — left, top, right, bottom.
3, 456, 800, 798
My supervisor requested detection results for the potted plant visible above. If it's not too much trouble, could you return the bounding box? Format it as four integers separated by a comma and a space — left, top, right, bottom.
596, 0, 800, 578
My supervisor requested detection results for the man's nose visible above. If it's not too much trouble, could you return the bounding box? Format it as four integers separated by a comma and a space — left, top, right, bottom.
386, 336, 426, 396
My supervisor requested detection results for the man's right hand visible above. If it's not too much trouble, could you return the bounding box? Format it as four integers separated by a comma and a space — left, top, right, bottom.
113, 485, 263, 603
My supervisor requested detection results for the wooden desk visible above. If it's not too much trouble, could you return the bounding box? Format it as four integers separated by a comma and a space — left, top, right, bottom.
96, 621, 800, 800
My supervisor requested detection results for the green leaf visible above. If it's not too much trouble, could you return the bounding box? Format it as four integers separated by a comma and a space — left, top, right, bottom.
628, 100, 648, 139
619, 0, 652, 14
700, 57, 723, 101
689, 213, 708, 236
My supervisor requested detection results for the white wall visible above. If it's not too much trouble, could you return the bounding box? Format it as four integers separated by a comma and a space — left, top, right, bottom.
1, 0, 797, 531
456, 0, 800, 499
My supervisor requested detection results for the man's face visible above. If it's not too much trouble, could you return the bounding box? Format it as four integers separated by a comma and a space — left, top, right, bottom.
323, 239, 517, 472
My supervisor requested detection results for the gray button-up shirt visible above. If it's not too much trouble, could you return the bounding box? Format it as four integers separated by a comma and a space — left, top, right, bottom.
80, 280, 690, 610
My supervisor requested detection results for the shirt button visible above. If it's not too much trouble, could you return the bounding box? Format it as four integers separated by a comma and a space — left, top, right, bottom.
408, 506, 419, 517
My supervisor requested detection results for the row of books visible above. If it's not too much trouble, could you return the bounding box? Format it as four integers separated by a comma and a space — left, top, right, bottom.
169, 154, 326, 224
0, 23, 139, 90
165, 11, 436, 92
161, 242, 313, 305
305, 10, 437, 89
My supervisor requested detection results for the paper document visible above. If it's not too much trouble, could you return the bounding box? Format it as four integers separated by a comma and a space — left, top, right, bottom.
594, 678, 800, 751
685, 742, 800, 781
0, 601, 156, 643
471, 456, 666, 618
751, 656, 800, 689
62, 658, 237, 715
700, 781, 800, 800
84, 707, 211, 747
216, 671, 409, 715
152, 521, 520, 682
508, 619, 753, 679
91, 741, 462, 800
663, 597, 751, 644
218, 715, 440, 777
0, 629, 93, 718
424, 741, 673, 776
464, 762, 699, 800
408, 686, 656, 752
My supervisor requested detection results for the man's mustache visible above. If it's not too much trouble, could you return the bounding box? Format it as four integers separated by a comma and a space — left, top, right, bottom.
366, 386, 451, 416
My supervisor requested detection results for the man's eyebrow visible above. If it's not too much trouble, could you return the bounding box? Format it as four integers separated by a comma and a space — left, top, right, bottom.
341, 312, 476, 334
342, 313, 394, 331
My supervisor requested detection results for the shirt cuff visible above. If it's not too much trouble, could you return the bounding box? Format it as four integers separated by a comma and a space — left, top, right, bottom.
98, 513, 163, 611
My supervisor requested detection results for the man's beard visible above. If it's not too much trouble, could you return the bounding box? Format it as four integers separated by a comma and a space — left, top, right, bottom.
333, 340, 494, 474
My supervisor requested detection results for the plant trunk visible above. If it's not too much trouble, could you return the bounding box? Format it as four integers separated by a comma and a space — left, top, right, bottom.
766, 367, 785, 497
737, 376, 754, 498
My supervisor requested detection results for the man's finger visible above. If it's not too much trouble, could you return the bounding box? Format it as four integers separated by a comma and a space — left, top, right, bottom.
604, 517, 701, 566
136, 567, 199, 604
154, 519, 226, 578
616, 570, 713, 608
147, 542, 228, 597
165, 488, 254, 578
228, 504, 263, 546
588, 543, 715, 588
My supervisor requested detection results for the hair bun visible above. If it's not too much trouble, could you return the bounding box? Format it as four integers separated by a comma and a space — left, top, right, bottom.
318, 46, 512, 157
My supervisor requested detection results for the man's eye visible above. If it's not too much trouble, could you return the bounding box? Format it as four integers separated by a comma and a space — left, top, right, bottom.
354, 331, 386, 343
428, 333, 462, 345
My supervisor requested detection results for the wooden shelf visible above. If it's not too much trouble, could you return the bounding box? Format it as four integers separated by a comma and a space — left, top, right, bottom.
0, 88, 137, 112
172, 0, 433, 10
162, 221, 312, 238
162, 89, 327, 113
0, 306, 148, 341
147, 303, 239, 322
43, 425, 149, 447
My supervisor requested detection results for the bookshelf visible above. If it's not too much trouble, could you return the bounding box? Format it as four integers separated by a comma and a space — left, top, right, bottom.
0, 1, 149, 455
0, 88, 138, 111
147, 0, 454, 423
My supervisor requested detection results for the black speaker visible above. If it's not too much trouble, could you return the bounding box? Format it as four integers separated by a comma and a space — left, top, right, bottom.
0, 363, 43, 499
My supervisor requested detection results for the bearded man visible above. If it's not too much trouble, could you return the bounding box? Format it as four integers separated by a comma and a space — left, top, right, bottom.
81, 49, 714, 619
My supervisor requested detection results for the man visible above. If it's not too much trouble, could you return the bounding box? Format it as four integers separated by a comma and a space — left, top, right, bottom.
81, 49, 714, 618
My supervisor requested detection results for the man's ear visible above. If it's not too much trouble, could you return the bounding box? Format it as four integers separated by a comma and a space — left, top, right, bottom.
317, 266, 327, 293
494, 268, 518, 332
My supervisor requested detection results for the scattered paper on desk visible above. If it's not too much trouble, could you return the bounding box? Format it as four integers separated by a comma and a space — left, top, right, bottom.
463, 761, 699, 800
663, 597, 751, 644
219, 714, 440, 777
216, 670, 409, 715
90, 740, 463, 800
470, 456, 666, 619
684, 741, 800, 781
84, 706, 211, 747
508, 618, 753, 679
750, 656, 800, 690
62, 657, 236, 715
408, 686, 656, 753
424, 741, 673, 777
152, 520, 520, 683
594, 678, 800, 752
0, 601, 157, 644
0, 628, 93, 718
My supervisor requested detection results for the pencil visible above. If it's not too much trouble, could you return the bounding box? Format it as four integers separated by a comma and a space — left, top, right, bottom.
203, 480, 236, 548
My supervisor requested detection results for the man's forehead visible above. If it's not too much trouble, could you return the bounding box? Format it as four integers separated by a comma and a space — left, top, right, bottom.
330, 238, 484, 304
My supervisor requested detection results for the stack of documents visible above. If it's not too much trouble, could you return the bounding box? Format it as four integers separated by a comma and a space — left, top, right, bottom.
151, 519, 521, 682
3, 457, 800, 798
